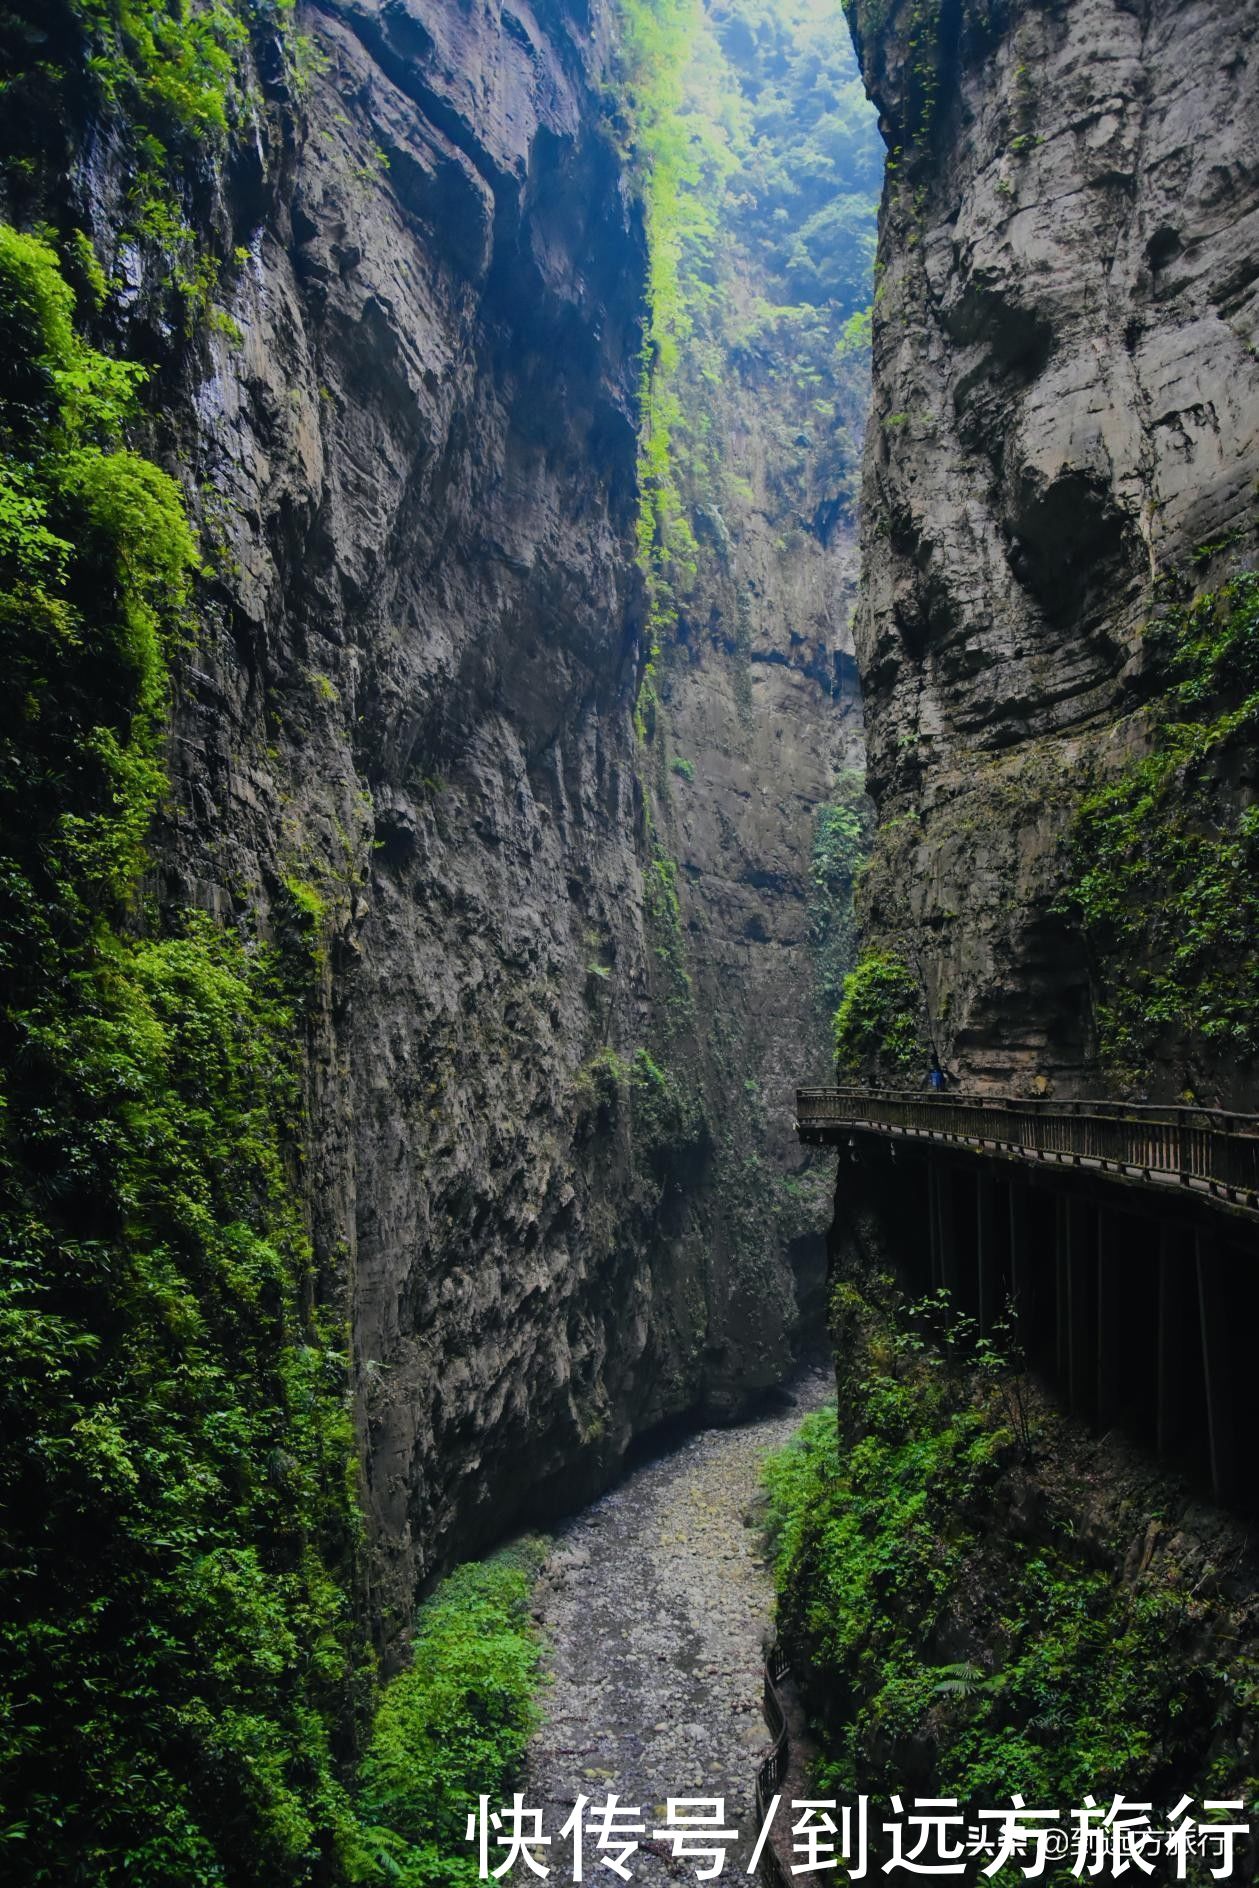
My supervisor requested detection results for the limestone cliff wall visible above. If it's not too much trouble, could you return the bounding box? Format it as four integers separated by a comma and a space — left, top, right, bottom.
158, 0, 689, 1650
628, 0, 879, 1350
847, 0, 1259, 1101
651, 310, 867, 1341
17, 0, 866, 1656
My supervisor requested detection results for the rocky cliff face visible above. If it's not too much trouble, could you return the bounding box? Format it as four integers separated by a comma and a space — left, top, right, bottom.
846, 0, 1259, 1102
796, 0, 1259, 1833
9, 0, 874, 1660
151, 0, 684, 1650
625, 0, 880, 1354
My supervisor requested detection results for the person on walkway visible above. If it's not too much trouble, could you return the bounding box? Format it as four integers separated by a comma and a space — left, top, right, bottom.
927, 1053, 946, 1093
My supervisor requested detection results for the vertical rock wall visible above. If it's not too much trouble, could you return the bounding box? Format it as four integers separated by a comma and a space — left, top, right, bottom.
635, 0, 879, 1362
21, 0, 873, 1656
156, 0, 743, 1649
847, 0, 1259, 1100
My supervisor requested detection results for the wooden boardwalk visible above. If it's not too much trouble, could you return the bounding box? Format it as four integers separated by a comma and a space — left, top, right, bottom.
796, 1088, 1259, 1222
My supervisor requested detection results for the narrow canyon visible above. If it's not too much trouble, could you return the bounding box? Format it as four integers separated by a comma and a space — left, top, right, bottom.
0, 0, 1257, 1882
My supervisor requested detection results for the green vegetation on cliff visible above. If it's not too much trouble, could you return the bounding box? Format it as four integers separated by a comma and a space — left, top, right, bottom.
614, 0, 718, 654
0, 200, 552, 1888
613, 0, 879, 655
832, 947, 926, 1080
1060, 571, 1259, 1088
611, 1, 880, 1311
0, 226, 367, 1885
351, 1542, 547, 1888
0, 0, 299, 314
763, 1277, 1258, 1869
810, 769, 875, 1016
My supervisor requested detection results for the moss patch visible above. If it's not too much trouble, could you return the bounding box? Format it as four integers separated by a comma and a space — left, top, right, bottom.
0, 225, 367, 1885
1059, 572, 1259, 1087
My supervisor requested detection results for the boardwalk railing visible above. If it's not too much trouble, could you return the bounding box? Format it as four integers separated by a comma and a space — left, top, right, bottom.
754, 1645, 791, 1888
796, 1088, 1259, 1218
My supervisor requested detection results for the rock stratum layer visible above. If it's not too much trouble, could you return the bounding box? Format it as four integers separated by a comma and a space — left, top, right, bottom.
847, 0, 1259, 1101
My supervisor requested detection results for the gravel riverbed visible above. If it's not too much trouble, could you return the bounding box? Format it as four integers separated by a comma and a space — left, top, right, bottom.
518, 1367, 833, 1884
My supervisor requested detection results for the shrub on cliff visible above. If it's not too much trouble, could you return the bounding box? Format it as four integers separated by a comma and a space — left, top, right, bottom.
832, 948, 926, 1083
0, 224, 364, 1886
761, 1277, 1247, 1824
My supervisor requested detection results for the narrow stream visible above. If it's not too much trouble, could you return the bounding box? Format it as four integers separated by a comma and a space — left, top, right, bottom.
521, 1367, 833, 1882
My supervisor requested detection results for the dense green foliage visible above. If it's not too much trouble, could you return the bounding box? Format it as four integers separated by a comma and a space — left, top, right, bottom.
72, 0, 261, 135
763, 1386, 1003, 1797
832, 947, 925, 1080
0, 0, 298, 313
613, 0, 880, 656
763, 1284, 1257, 1880
809, 768, 874, 1014
0, 224, 367, 1885
1060, 572, 1259, 1084
351, 1543, 548, 1888
720, 0, 881, 305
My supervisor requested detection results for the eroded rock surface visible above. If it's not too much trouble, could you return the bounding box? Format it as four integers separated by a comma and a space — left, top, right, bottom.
849, 0, 1259, 1097
157, 0, 677, 1650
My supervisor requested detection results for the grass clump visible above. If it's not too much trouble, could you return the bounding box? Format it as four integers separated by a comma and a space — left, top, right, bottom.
351, 1542, 549, 1888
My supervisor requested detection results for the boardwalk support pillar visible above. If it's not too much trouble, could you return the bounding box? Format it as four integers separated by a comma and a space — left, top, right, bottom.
927, 1164, 942, 1290
977, 1174, 1000, 1337
796, 1087, 1259, 1515
1066, 1198, 1096, 1425
1008, 1179, 1031, 1344
1197, 1230, 1236, 1503
1157, 1225, 1189, 1458
1096, 1207, 1123, 1432
1055, 1196, 1070, 1382
938, 1165, 959, 1301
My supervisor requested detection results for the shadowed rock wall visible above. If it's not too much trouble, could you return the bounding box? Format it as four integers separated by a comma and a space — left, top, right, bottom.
157, 0, 676, 1648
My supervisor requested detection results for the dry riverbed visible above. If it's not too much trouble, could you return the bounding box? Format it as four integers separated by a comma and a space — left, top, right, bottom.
520, 1368, 833, 1883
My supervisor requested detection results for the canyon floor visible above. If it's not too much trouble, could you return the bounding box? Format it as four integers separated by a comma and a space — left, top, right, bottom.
518, 1365, 833, 1883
